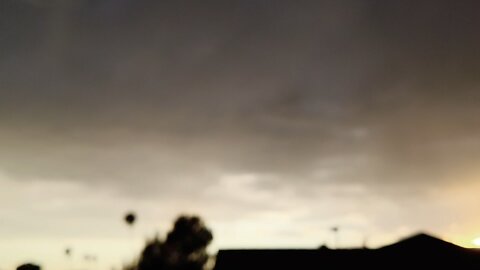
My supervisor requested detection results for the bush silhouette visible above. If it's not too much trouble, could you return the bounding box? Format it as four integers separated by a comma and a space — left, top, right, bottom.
16, 263, 41, 270
136, 215, 213, 270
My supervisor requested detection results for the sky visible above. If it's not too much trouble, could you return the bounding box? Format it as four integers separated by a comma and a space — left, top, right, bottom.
1, 0, 480, 269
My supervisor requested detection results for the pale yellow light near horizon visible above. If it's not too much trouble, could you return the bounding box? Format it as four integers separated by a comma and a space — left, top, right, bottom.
473, 237, 480, 247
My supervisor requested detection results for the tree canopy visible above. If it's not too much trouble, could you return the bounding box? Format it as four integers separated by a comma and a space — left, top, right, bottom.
136, 215, 213, 270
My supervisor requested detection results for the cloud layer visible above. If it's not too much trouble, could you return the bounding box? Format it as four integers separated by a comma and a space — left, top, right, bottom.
2, 1, 480, 268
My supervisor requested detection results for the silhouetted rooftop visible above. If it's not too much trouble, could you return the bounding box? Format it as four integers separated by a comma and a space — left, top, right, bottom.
379, 232, 462, 253
214, 232, 480, 270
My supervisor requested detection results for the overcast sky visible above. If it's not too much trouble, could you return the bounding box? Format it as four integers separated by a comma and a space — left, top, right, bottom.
1, 0, 480, 269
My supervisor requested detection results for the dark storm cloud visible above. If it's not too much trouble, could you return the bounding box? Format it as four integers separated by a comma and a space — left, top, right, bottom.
1, 0, 480, 199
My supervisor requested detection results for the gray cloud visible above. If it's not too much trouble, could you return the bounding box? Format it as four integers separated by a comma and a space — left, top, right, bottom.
5, 3, 480, 269
1, 0, 480, 204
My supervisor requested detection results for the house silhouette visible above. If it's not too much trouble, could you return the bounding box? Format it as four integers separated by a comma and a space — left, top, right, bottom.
213, 232, 480, 269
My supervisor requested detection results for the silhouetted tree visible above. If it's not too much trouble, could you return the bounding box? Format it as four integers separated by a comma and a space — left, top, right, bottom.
16, 263, 40, 270
125, 212, 137, 227
137, 215, 213, 270
331, 226, 339, 249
